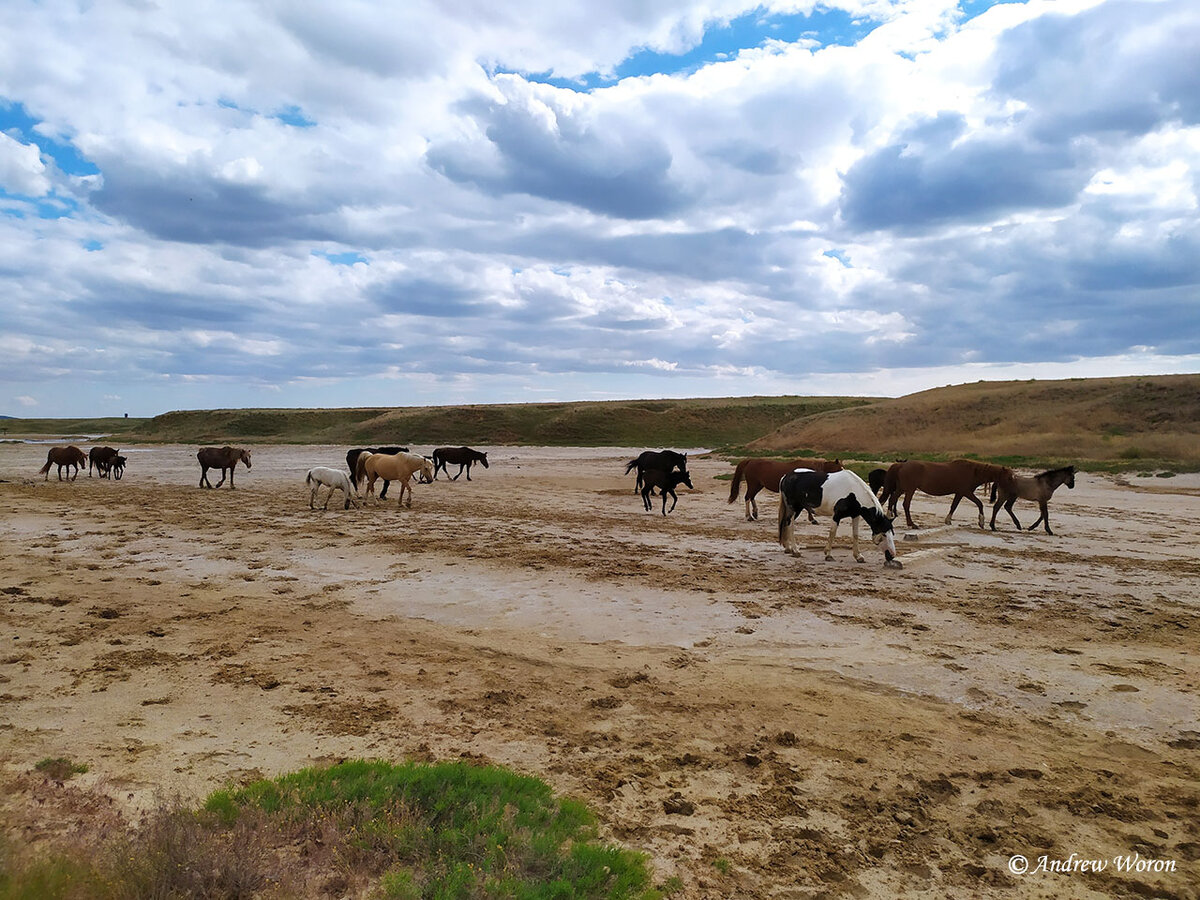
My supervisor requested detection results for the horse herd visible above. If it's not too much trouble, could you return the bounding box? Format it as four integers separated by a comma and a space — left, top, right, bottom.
33, 443, 1076, 569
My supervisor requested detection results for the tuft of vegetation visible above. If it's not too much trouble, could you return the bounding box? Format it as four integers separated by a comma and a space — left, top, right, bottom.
32, 758, 87, 781
0, 759, 660, 900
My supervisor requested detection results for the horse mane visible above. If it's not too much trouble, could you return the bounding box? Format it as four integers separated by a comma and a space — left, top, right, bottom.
1038, 465, 1075, 479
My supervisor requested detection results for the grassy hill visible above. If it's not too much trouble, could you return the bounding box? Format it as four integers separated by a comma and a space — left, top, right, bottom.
750, 374, 1200, 468
88, 396, 873, 448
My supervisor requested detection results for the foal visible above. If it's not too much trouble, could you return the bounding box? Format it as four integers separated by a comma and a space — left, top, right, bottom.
641, 469, 694, 515
990, 466, 1075, 535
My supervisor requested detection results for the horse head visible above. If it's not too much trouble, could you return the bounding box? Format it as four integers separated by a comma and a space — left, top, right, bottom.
420, 458, 435, 482
479, 452, 489, 469
241, 449, 253, 468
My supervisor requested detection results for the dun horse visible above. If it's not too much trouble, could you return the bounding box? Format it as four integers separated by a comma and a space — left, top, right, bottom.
432, 446, 489, 481
358, 451, 435, 507
38, 446, 87, 481
197, 446, 252, 489
990, 465, 1076, 534
728, 457, 842, 521
778, 469, 900, 568
881, 459, 1014, 529
347, 446, 411, 498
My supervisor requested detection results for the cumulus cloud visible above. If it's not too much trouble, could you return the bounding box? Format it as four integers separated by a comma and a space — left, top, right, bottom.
0, 0, 1196, 415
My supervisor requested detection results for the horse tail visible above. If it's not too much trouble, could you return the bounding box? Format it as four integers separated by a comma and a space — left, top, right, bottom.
624, 458, 639, 476
38, 459, 51, 475
355, 454, 370, 486
728, 459, 748, 503
778, 494, 796, 545
306, 470, 314, 487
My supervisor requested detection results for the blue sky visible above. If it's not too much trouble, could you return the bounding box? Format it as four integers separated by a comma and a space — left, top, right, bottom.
1, 0, 1198, 417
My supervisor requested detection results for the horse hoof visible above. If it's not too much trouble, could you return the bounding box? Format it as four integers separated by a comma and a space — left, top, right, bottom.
824, 554, 834, 561
855, 556, 865, 563
885, 559, 904, 570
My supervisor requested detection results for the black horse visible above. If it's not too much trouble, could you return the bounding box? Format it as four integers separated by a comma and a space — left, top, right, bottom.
641, 469, 694, 515
347, 446, 409, 499
432, 446, 489, 481
624, 450, 688, 495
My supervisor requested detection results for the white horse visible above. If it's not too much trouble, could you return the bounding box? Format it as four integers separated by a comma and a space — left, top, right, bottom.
778, 469, 901, 568
306, 466, 359, 510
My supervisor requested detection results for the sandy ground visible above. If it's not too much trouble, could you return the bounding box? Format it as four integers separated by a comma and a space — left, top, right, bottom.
1, 442, 1197, 899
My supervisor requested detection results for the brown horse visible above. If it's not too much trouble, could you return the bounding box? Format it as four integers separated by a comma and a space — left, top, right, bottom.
727, 457, 843, 521
358, 451, 435, 508
990, 465, 1076, 535
38, 446, 87, 481
882, 459, 1014, 529
197, 446, 252, 489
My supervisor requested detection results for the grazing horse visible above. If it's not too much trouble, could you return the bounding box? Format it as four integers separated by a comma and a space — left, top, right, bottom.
778, 469, 901, 568
197, 446, 252, 489
641, 469, 694, 515
347, 446, 410, 498
432, 446, 489, 481
882, 459, 1014, 530
624, 449, 688, 494
306, 466, 360, 510
990, 465, 1076, 535
358, 451, 435, 508
38, 446, 87, 481
728, 457, 842, 521
89, 446, 121, 478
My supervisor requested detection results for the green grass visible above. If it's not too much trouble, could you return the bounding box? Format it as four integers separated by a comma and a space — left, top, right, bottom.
33, 758, 87, 781
1, 759, 660, 900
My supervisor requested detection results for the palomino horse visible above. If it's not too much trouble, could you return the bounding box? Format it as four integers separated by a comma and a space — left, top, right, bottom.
778, 469, 900, 568
346, 446, 410, 498
727, 457, 842, 521
358, 451, 435, 508
306, 466, 360, 510
38, 446, 87, 481
641, 469, 694, 515
432, 446, 489, 481
89, 446, 121, 478
990, 465, 1076, 535
197, 446, 252, 489
881, 459, 1014, 529
624, 449, 688, 494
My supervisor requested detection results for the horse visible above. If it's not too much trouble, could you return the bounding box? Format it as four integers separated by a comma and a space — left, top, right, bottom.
778, 469, 901, 568
109, 455, 127, 480
432, 446, 489, 481
347, 446, 410, 498
641, 469, 694, 515
197, 446, 252, 489
624, 450, 688, 494
358, 451, 435, 507
881, 459, 1014, 529
89, 446, 121, 478
867, 468, 888, 497
728, 457, 843, 521
306, 466, 360, 510
990, 465, 1076, 535
38, 446, 87, 481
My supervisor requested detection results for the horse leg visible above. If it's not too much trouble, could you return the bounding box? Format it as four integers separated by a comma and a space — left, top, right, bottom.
1004, 499, 1021, 530
851, 517, 865, 563
903, 491, 918, 529
465, 461, 472, 481
664, 488, 678, 515
945, 494, 963, 526
403, 478, 413, 508
199, 466, 209, 488
1029, 502, 1052, 535
745, 484, 759, 521
641, 484, 653, 511
380, 479, 390, 500
823, 520, 840, 561
967, 492, 985, 529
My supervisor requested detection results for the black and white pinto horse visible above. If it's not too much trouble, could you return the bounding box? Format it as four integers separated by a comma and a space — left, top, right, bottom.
778, 469, 901, 568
